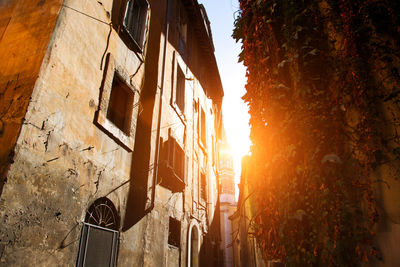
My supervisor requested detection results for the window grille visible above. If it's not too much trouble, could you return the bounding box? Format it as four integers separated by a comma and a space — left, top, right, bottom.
77, 198, 120, 267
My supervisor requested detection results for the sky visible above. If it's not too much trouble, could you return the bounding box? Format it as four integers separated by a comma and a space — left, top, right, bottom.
198, 0, 251, 192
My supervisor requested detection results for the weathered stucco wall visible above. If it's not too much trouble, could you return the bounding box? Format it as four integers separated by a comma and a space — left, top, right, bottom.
0, 0, 63, 195
0, 0, 222, 266
0, 0, 146, 265
144, 23, 220, 266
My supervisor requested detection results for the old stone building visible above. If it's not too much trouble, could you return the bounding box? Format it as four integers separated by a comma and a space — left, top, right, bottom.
230, 156, 266, 267
218, 138, 236, 267
0, 0, 224, 266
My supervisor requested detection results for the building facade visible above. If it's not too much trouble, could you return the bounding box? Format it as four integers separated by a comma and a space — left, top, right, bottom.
230, 156, 266, 267
0, 0, 223, 266
219, 139, 236, 267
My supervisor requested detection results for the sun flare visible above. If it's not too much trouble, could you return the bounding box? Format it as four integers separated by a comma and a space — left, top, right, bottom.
222, 96, 251, 187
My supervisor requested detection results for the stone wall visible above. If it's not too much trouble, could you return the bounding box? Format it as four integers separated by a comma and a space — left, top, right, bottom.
0, 0, 63, 195
0, 0, 145, 265
0, 0, 222, 266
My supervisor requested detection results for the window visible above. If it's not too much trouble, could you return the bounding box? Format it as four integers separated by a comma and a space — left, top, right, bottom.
124, 0, 149, 49
188, 224, 200, 267
200, 172, 206, 201
171, 52, 186, 117
200, 107, 206, 146
159, 134, 186, 192
107, 74, 134, 134
77, 198, 119, 267
112, 0, 149, 52
176, 65, 185, 112
168, 217, 181, 248
193, 161, 199, 207
95, 54, 139, 151
167, 136, 185, 181
177, 2, 188, 56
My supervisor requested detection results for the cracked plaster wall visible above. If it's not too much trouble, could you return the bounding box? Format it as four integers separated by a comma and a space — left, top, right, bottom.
0, 0, 64, 196
0, 0, 147, 265
0, 0, 222, 266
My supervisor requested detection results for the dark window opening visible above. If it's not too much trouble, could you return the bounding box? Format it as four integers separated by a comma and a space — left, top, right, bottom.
176, 65, 185, 113
168, 217, 181, 248
77, 198, 120, 267
107, 74, 134, 134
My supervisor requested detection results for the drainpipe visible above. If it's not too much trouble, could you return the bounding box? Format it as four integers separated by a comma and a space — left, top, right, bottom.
147, 0, 170, 212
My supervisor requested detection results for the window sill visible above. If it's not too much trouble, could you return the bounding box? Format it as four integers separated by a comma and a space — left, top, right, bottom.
168, 244, 180, 250
95, 112, 135, 151
119, 27, 145, 61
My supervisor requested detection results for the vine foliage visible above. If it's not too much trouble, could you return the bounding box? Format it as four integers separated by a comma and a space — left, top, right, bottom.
234, 0, 400, 265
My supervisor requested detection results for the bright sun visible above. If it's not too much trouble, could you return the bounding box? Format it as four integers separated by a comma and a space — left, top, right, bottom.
197, 0, 250, 196
222, 94, 251, 187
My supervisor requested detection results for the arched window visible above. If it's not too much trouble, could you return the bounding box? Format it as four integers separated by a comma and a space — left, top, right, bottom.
188, 221, 200, 267
77, 198, 120, 267
191, 228, 199, 267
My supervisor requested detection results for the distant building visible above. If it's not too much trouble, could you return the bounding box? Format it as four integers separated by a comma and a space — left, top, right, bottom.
0, 0, 224, 266
219, 138, 237, 266
230, 156, 266, 267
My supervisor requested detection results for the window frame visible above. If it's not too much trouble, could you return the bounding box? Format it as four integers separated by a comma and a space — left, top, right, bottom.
199, 105, 206, 149
76, 198, 120, 267
176, 0, 188, 57
159, 133, 186, 192
112, 0, 150, 53
166, 136, 185, 182
77, 223, 119, 267
95, 53, 140, 151
168, 217, 181, 248
171, 51, 187, 122
199, 170, 207, 204
175, 65, 185, 113
106, 73, 134, 135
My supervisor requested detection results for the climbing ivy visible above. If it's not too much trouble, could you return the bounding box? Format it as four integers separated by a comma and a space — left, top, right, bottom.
234, 0, 400, 265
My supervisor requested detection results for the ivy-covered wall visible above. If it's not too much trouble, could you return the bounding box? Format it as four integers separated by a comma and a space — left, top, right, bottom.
234, 0, 400, 266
